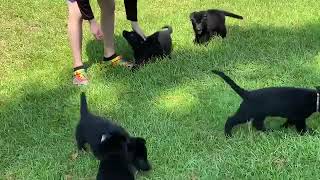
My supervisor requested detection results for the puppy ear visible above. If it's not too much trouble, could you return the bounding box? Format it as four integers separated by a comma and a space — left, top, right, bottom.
189, 13, 194, 19
123, 30, 128, 36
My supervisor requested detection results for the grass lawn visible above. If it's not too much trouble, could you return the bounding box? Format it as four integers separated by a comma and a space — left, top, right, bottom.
1, 0, 320, 179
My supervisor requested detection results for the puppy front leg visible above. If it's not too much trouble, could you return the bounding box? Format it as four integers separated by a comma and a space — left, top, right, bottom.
224, 111, 248, 137
96, 161, 106, 180
252, 117, 266, 132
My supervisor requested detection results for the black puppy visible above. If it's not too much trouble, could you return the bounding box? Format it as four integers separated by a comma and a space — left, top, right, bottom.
75, 93, 152, 171
190, 9, 243, 44
123, 26, 173, 67
75, 92, 130, 160
212, 70, 320, 137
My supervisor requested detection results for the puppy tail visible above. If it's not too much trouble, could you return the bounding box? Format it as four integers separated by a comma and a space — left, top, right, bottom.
80, 92, 89, 117
212, 70, 248, 99
161, 26, 173, 34
219, 10, 243, 19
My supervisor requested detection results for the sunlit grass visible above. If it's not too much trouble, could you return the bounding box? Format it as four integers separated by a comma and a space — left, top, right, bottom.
1, 0, 320, 179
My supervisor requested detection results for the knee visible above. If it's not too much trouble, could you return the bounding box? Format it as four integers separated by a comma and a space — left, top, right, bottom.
68, 12, 82, 23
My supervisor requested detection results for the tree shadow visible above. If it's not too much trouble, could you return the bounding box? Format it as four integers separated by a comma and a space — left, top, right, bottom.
81, 22, 320, 109
5, 21, 320, 178
86, 22, 320, 135
0, 81, 83, 178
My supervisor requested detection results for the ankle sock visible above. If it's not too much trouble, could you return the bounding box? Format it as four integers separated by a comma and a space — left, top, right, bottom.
103, 53, 118, 61
73, 65, 84, 72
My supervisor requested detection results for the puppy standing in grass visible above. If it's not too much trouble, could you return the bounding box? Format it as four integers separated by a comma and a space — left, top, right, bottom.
212, 70, 320, 137
190, 9, 243, 44
123, 26, 173, 67
75, 93, 151, 178
75, 92, 130, 160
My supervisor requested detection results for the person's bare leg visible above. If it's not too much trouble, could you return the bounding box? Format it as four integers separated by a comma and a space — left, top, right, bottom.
67, 1, 88, 85
98, 0, 134, 68
67, 1, 83, 68
98, 0, 115, 58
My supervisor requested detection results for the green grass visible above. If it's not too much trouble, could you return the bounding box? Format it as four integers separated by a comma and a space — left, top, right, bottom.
1, 0, 320, 179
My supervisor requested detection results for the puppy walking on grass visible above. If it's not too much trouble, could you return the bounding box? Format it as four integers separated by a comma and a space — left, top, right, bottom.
75, 92, 151, 179
75, 92, 130, 160
190, 9, 243, 44
212, 70, 320, 137
123, 26, 173, 67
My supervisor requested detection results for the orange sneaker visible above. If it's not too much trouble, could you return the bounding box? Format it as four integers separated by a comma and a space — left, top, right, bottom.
102, 55, 134, 69
73, 69, 88, 86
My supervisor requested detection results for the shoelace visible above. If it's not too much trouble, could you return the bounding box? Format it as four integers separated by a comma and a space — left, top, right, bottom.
111, 56, 122, 65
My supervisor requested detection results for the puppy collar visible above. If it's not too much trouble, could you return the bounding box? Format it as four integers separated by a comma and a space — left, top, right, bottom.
317, 92, 319, 112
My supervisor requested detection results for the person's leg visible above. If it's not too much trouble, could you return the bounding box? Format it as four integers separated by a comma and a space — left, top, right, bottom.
67, 0, 83, 68
98, 0, 134, 68
97, 0, 115, 57
67, 0, 88, 85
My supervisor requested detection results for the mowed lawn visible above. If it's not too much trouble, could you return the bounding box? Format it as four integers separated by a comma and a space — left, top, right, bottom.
1, 0, 320, 179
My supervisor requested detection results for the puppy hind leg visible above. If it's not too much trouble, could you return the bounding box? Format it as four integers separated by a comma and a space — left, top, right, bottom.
224, 111, 248, 137
218, 25, 227, 38
75, 126, 86, 151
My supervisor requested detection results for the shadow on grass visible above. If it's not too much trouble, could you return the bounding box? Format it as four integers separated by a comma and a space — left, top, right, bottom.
82, 22, 320, 134
81, 22, 320, 113
85, 22, 320, 73
2, 22, 320, 178
0, 82, 81, 178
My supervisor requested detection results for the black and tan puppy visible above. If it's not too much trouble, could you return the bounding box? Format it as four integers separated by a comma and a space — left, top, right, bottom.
190, 9, 243, 44
212, 70, 320, 137
75, 93, 152, 171
123, 26, 173, 67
